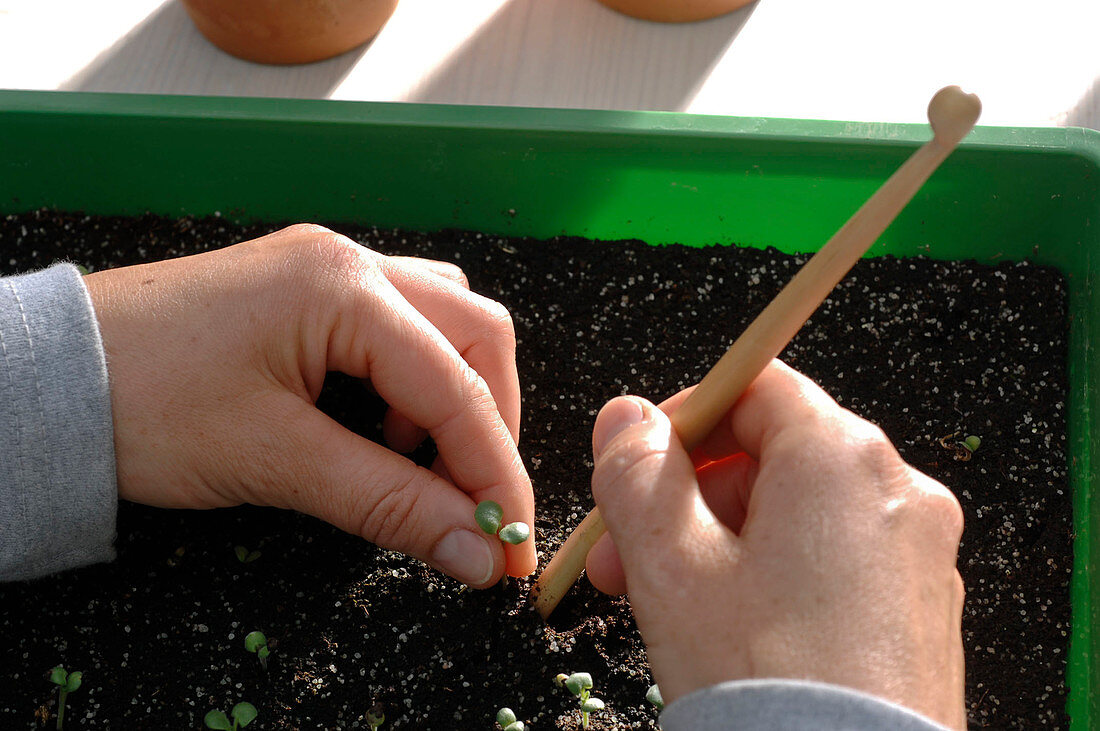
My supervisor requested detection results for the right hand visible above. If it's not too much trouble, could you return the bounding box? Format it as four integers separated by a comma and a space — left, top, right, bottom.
584, 360, 966, 729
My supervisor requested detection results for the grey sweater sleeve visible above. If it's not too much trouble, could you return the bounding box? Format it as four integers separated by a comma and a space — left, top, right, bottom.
0, 263, 117, 581
659, 679, 951, 731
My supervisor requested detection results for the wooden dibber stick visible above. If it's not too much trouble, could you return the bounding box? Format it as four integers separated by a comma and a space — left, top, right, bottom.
531, 85, 982, 619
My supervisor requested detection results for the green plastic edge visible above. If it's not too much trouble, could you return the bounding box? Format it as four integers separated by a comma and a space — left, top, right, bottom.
0, 90, 1096, 726
0, 89, 1094, 148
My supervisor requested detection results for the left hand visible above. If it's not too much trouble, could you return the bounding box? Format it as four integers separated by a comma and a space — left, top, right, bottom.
84, 224, 537, 586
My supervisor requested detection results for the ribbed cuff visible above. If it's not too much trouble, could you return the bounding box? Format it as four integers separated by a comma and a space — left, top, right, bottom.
0, 263, 117, 580
660, 678, 952, 731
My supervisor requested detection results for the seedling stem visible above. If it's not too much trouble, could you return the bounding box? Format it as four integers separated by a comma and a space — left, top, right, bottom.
48, 666, 82, 731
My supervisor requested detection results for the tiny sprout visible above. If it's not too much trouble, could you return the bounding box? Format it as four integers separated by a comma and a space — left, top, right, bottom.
204, 702, 257, 730
559, 671, 602, 728
646, 683, 664, 711
496, 706, 525, 730
366, 703, 385, 730
474, 500, 531, 546
952, 434, 982, 462
939, 431, 982, 462
234, 545, 261, 563
48, 666, 82, 730
244, 631, 271, 670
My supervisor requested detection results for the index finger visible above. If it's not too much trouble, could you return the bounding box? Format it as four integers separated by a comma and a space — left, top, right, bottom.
379, 258, 522, 442
660, 359, 843, 465
327, 268, 537, 576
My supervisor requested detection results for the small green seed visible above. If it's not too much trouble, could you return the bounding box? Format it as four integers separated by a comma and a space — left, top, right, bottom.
646, 683, 664, 710
504, 723, 525, 731
498, 522, 531, 545
962, 435, 981, 453
474, 500, 504, 535
496, 707, 517, 726
581, 697, 605, 713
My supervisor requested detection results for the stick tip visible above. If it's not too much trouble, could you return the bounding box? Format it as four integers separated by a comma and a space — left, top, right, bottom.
928, 86, 982, 147
529, 580, 557, 619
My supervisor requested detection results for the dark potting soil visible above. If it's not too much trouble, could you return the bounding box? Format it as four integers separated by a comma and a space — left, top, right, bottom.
0, 209, 1072, 730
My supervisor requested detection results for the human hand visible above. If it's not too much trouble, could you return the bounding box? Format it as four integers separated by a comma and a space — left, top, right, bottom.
84, 224, 536, 586
584, 360, 965, 729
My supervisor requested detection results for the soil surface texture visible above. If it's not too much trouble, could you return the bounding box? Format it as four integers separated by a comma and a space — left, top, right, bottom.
0, 210, 1073, 730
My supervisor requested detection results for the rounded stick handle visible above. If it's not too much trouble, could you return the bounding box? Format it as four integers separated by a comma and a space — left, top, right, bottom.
670, 86, 980, 448
531, 87, 981, 620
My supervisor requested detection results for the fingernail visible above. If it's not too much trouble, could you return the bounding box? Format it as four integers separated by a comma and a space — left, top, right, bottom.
593, 397, 645, 457
433, 529, 496, 586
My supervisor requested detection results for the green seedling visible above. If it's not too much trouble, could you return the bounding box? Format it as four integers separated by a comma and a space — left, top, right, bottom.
953, 434, 982, 462
366, 703, 385, 730
495, 706, 525, 730
204, 702, 257, 730
234, 545, 261, 563
645, 683, 664, 711
244, 631, 271, 670
939, 431, 982, 462
474, 500, 531, 586
47, 666, 82, 730
555, 671, 604, 728
474, 500, 531, 545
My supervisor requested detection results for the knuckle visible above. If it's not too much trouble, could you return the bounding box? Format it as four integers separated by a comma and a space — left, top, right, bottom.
356, 474, 427, 549
438, 261, 470, 288
906, 466, 965, 541
925, 486, 965, 544
431, 366, 496, 434
591, 432, 668, 503
282, 222, 336, 239
843, 415, 893, 455
307, 231, 366, 271
460, 298, 518, 368
477, 299, 517, 349
838, 414, 905, 478
459, 366, 496, 410
288, 229, 381, 295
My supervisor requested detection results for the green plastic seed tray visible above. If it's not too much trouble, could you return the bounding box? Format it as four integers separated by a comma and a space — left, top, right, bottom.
0, 91, 1096, 727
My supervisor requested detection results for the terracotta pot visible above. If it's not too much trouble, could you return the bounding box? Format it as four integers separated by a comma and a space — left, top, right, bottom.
595, 0, 754, 22
181, 0, 399, 65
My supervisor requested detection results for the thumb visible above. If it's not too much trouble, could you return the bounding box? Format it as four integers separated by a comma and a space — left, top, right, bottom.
590, 396, 719, 584
267, 398, 506, 588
